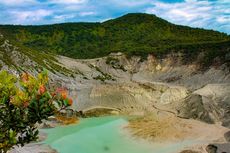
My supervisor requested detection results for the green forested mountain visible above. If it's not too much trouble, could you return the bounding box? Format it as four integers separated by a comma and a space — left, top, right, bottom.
0, 13, 229, 60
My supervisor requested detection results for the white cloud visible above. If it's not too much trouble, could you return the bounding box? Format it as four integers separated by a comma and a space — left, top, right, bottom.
53, 14, 75, 21
145, 0, 230, 33
49, 0, 87, 4
10, 9, 52, 24
109, 0, 152, 7
79, 11, 96, 16
217, 16, 230, 23
0, 0, 36, 6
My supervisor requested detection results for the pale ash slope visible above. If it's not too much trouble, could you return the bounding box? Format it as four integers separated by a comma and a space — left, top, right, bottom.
58, 52, 230, 126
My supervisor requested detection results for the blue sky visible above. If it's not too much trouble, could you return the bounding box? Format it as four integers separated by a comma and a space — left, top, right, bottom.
0, 0, 229, 34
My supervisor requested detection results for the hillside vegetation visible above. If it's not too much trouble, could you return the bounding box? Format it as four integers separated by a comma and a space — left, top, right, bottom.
0, 32, 76, 75
0, 13, 229, 64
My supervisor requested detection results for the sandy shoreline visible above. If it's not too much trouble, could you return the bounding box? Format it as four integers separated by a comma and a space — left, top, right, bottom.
126, 114, 230, 153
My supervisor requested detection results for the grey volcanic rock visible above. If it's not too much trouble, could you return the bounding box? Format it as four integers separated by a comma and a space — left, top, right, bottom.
222, 120, 230, 128
206, 144, 218, 153
212, 143, 230, 153
224, 131, 230, 142
176, 94, 214, 123
192, 84, 230, 125
205, 143, 230, 153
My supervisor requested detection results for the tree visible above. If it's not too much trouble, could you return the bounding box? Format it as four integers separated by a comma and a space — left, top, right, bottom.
0, 70, 73, 152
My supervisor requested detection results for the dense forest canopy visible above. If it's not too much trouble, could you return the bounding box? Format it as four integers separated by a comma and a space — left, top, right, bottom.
0, 13, 229, 60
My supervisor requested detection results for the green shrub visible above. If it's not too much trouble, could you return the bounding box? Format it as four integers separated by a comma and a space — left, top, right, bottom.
0, 70, 73, 152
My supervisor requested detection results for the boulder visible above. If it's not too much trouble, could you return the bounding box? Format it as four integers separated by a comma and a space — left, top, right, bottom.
205, 144, 218, 153
176, 94, 214, 123
224, 131, 230, 142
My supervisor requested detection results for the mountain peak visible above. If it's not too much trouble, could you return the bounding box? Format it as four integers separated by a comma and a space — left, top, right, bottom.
104, 13, 168, 25
120, 13, 157, 17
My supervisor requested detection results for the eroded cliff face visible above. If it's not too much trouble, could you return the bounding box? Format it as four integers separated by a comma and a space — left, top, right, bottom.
55, 53, 230, 127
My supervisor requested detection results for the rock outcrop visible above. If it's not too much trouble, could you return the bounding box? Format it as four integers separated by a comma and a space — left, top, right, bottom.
56, 53, 230, 127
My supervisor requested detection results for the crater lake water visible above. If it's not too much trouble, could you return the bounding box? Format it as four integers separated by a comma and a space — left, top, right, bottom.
42, 116, 196, 153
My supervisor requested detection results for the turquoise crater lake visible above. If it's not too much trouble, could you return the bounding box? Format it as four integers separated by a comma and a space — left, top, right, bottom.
42, 116, 195, 153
